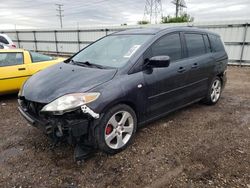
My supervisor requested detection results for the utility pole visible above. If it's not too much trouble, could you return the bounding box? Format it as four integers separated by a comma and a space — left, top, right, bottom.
56, 4, 64, 28
175, 0, 179, 18
143, 0, 163, 24
171, 0, 186, 18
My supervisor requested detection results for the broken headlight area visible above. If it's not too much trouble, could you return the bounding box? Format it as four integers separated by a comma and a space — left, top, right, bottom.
18, 98, 98, 145
40, 92, 100, 115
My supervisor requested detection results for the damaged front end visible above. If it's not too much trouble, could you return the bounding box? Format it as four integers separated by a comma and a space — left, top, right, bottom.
18, 97, 101, 161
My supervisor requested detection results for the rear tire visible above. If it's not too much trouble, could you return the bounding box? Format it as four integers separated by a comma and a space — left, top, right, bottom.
203, 76, 222, 105
95, 104, 137, 154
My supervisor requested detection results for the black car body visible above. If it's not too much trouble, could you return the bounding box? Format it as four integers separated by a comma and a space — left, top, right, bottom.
18, 27, 228, 159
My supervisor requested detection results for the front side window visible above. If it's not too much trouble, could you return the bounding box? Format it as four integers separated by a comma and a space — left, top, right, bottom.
151, 33, 182, 62
0, 52, 23, 67
185, 33, 206, 57
72, 35, 152, 68
30, 51, 55, 63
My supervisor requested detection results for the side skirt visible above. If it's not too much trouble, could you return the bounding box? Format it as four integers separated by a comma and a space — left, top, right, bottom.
138, 97, 203, 127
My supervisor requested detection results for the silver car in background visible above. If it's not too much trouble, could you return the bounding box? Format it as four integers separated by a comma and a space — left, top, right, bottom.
0, 34, 16, 48
0, 42, 10, 49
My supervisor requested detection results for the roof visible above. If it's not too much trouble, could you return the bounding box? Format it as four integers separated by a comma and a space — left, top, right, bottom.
114, 26, 218, 36
115, 28, 163, 35
0, 49, 25, 53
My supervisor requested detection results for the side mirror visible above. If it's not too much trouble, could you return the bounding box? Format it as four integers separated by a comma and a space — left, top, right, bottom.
146, 56, 170, 68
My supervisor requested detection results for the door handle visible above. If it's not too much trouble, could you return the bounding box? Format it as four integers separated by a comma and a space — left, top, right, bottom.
191, 63, 198, 69
18, 67, 26, 71
177, 67, 186, 73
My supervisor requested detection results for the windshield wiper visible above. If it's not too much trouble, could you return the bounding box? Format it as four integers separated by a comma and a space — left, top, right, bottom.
81, 61, 105, 69
70, 60, 106, 69
70, 59, 86, 66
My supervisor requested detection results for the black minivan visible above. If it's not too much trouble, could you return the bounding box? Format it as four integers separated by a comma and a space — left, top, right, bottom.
18, 27, 228, 159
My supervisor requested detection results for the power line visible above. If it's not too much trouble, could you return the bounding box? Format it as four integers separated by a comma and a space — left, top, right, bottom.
1, 0, 139, 20
143, 0, 163, 24
56, 4, 64, 28
65, 0, 108, 11
57, 0, 116, 19
64, 0, 124, 16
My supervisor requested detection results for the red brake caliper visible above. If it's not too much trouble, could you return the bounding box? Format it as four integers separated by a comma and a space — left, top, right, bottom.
106, 124, 113, 135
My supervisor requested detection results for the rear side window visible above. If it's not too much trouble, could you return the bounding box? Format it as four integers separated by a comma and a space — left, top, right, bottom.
185, 33, 206, 57
151, 33, 182, 62
0, 53, 23, 67
209, 34, 225, 52
0, 36, 9, 44
30, 51, 54, 63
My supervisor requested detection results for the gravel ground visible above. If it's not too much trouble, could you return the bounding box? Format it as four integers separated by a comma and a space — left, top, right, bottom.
0, 66, 249, 188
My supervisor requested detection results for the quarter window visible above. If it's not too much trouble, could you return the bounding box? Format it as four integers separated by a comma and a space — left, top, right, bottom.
209, 34, 225, 52
0, 53, 23, 67
151, 33, 182, 62
185, 33, 206, 57
30, 51, 54, 63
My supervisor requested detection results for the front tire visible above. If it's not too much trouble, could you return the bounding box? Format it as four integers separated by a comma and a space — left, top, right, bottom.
95, 104, 137, 154
203, 76, 222, 105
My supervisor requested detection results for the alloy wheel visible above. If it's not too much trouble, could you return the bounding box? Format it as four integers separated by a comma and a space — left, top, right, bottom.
104, 111, 134, 149
211, 79, 221, 103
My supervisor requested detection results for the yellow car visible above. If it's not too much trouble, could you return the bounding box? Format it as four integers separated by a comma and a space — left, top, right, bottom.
0, 49, 65, 94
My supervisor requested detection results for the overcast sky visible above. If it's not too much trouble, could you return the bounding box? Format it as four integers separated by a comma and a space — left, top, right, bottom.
0, 0, 250, 30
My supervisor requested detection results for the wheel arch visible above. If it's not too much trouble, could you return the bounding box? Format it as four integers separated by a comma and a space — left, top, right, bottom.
101, 100, 138, 118
216, 72, 225, 86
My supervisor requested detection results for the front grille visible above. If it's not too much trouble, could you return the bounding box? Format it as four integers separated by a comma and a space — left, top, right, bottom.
26, 101, 45, 117
19, 98, 46, 119
18, 97, 91, 140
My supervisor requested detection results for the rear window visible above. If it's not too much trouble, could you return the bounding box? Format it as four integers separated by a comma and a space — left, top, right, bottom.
0, 52, 23, 67
30, 51, 55, 63
209, 34, 225, 52
185, 33, 206, 57
0, 36, 9, 44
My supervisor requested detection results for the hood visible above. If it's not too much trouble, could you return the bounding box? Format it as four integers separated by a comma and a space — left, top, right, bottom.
21, 62, 117, 103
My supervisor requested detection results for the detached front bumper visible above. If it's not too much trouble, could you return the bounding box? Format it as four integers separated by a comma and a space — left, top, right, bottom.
18, 98, 92, 144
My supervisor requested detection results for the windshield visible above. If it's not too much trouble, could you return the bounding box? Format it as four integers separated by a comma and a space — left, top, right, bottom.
72, 34, 152, 68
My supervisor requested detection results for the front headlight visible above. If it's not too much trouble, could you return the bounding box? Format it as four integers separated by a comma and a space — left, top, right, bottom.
41, 92, 100, 114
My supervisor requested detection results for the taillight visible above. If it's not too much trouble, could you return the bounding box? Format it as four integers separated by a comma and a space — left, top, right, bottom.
12, 44, 16, 48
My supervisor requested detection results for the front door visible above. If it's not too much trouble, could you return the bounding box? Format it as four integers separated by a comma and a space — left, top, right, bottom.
0, 52, 30, 94
143, 33, 189, 119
